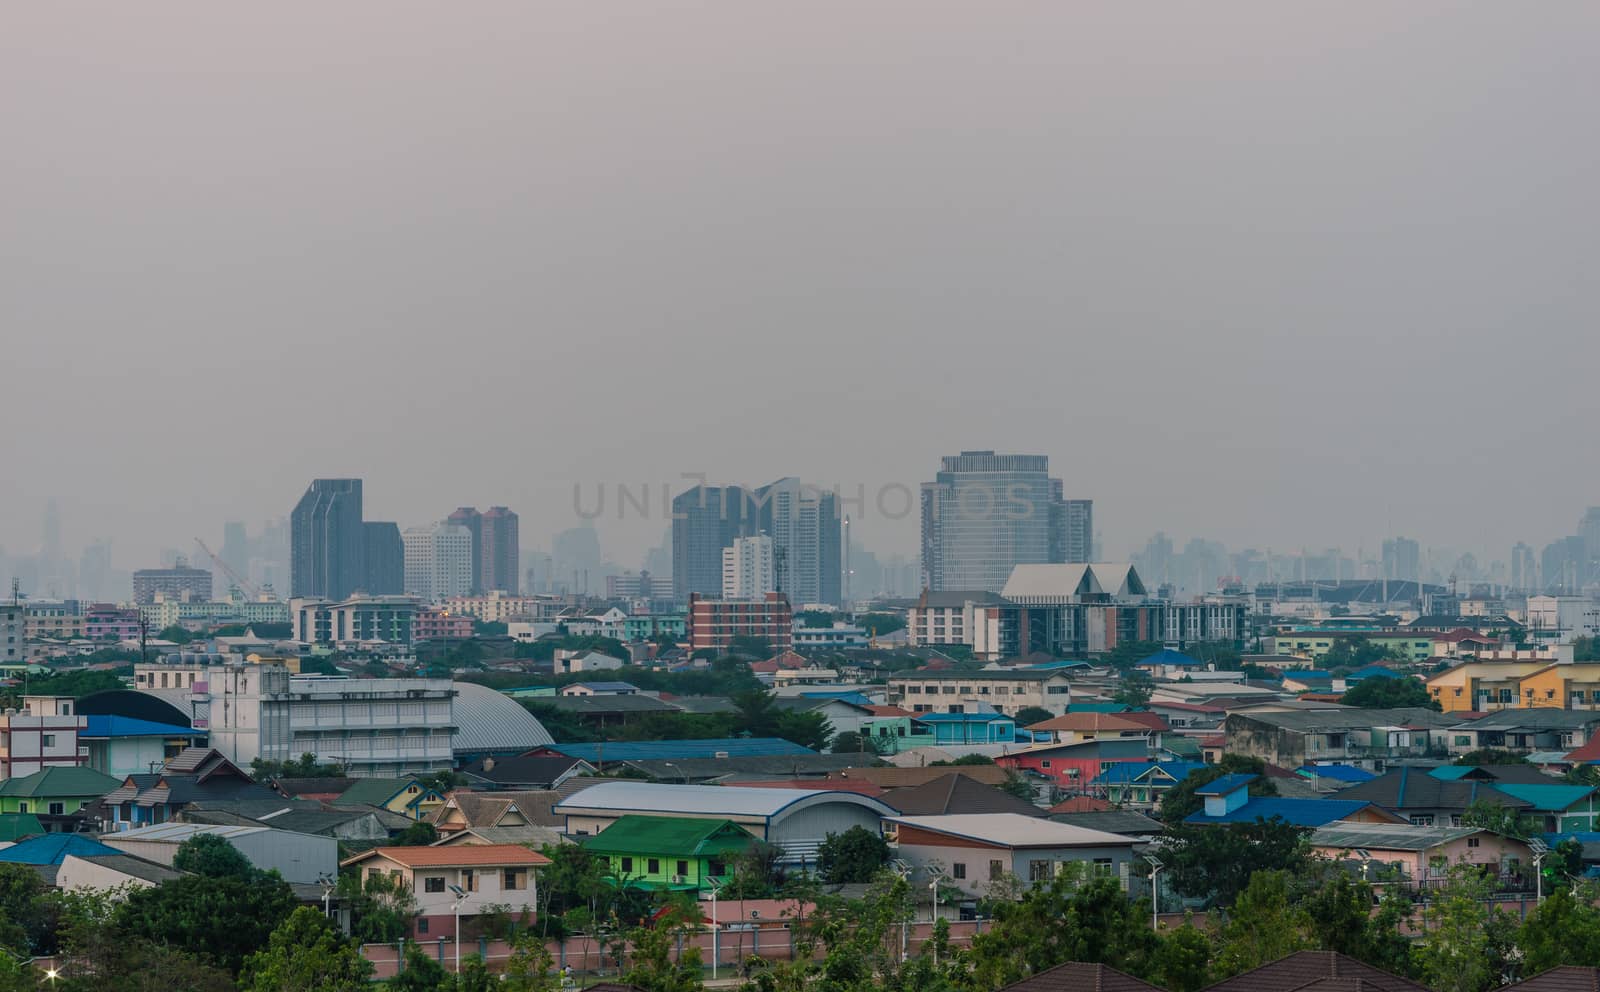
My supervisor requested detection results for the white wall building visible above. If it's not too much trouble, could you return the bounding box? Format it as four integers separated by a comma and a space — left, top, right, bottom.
101, 822, 338, 885
722, 534, 776, 600
0, 696, 87, 778
403, 523, 474, 601
0, 604, 24, 663
1527, 596, 1600, 644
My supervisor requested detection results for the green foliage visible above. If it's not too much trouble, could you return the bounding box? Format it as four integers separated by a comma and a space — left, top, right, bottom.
388, 940, 449, 992
817, 826, 890, 883
1211, 871, 1313, 978
723, 841, 788, 899
795, 610, 837, 629
296, 654, 341, 676
1339, 676, 1438, 710
1113, 670, 1155, 707
4, 669, 126, 701
998, 771, 1037, 802
726, 635, 773, 658
1518, 883, 1600, 974
624, 903, 705, 992
1101, 640, 1166, 672
1184, 641, 1243, 670
159, 624, 196, 644
1011, 706, 1055, 727
172, 833, 253, 878
1157, 756, 1275, 826
394, 820, 440, 846
0, 863, 50, 955
856, 613, 906, 637
1413, 863, 1519, 992
1454, 748, 1529, 766
474, 621, 509, 637
240, 906, 372, 992
1162, 818, 1311, 905
1575, 636, 1600, 663
1460, 798, 1540, 839
831, 731, 885, 756
335, 869, 417, 944
250, 751, 347, 779
1148, 924, 1213, 992
1321, 637, 1410, 669
965, 868, 1158, 989
501, 931, 561, 991
931, 753, 995, 766
116, 872, 297, 975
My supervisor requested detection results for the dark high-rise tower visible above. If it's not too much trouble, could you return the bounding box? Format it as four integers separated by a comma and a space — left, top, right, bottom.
291, 479, 365, 599
672, 485, 759, 602
362, 522, 404, 594
447, 507, 484, 592
480, 507, 520, 594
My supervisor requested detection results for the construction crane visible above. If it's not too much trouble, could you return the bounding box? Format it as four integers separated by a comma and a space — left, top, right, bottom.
194, 538, 263, 600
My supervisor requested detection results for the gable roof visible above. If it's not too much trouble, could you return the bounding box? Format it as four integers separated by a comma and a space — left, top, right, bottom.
882, 774, 1045, 818
273, 776, 360, 798
553, 782, 897, 821
1202, 950, 1427, 992
343, 843, 552, 870
1505, 967, 1600, 991
1332, 767, 1534, 812
336, 778, 437, 808
0, 766, 122, 798
1491, 783, 1596, 812
1028, 713, 1152, 734
999, 960, 1164, 992
1049, 810, 1164, 836
1093, 761, 1206, 786
831, 765, 1009, 789
0, 833, 121, 865
582, 815, 755, 857
1311, 821, 1499, 852
1426, 764, 1569, 785
460, 755, 587, 788
1195, 774, 1257, 797
889, 813, 1135, 850
545, 738, 814, 763
0, 813, 46, 843
1297, 765, 1377, 784
80, 715, 197, 739
1047, 795, 1112, 813
1185, 797, 1405, 827
1138, 648, 1201, 668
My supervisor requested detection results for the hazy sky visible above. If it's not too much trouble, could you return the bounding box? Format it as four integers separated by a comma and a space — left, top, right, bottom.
3, 2, 1597, 570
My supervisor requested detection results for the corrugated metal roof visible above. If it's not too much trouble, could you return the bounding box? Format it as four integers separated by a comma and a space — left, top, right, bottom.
110, 822, 269, 842
554, 782, 895, 819
452, 681, 554, 755
889, 813, 1134, 849
1312, 821, 1483, 851
549, 738, 813, 762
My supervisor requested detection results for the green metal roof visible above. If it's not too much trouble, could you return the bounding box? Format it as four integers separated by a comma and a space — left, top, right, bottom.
0, 813, 45, 842
335, 778, 427, 807
1491, 784, 1596, 812
0, 766, 122, 799
581, 815, 756, 857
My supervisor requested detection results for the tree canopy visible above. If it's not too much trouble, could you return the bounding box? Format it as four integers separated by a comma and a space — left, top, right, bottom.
1339, 676, 1438, 710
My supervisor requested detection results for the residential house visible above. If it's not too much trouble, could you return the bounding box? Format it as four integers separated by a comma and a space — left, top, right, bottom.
1088, 761, 1206, 809
0, 833, 127, 881
0, 767, 122, 832
996, 738, 1151, 792
612, 753, 866, 785
1424, 662, 1553, 713
55, 852, 187, 892
0, 696, 87, 778
554, 651, 625, 675
100, 821, 338, 884
552, 782, 896, 864
856, 707, 936, 755
1201, 950, 1428, 992
996, 961, 1162, 992
1488, 783, 1599, 833
887, 813, 1138, 899
881, 773, 1045, 818
1222, 708, 1456, 770
1331, 768, 1536, 827
458, 755, 593, 791
333, 778, 447, 821
0, 812, 45, 843
1508, 969, 1600, 992
886, 670, 1075, 718
914, 712, 1018, 745
559, 682, 640, 697
1047, 810, 1163, 840
431, 790, 563, 836
101, 747, 280, 831
1026, 713, 1152, 746
1145, 700, 1225, 730
1309, 821, 1534, 889
1448, 709, 1600, 756
582, 815, 754, 891
1184, 775, 1408, 828
80, 715, 201, 779
342, 844, 551, 939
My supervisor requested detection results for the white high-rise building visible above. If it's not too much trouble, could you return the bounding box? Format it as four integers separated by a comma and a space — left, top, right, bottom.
403, 523, 474, 601
722, 534, 776, 600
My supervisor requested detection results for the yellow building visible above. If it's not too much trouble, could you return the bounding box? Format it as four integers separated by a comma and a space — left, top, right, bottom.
1425, 662, 1563, 713
1269, 631, 1437, 663
244, 653, 301, 674
1514, 664, 1600, 710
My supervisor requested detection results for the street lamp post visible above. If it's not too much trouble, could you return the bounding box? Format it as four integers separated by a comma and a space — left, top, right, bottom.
708, 879, 722, 982
1531, 838, 1549, 904
1144, 854, 1164, 931
891, 860, 912, 961
448, 884, 467, 973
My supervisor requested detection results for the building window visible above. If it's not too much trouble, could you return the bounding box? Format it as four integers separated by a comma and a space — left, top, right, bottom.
417, 918, 429, 934
620, 857, 633, 873
989, 860, 1004, 880
462, 869, 477, 892
1467, 837, 1480, 848
1040, 760, 1051, 770
42, 735, 55, 747
1093, 859, 1114, 878
676, 860, 689, 877
953, 863, 966, 880
503, 869, 526, 891
424, 877, 446, 893
1028, 860, 1051, 883
1409, 815, 1435, 827
49, 802, 65, 816
647, 859, 660, 875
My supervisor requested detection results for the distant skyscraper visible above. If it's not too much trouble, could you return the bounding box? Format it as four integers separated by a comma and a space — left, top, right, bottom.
291, 479, 365, 600
221, 521, 249, 580
920, 451, 1063, 593
756, 478, 841, 606
1511, 542, 1536, 593
403, 523, 474, 601
479, 507, 520, 594
672, 486, 759, 602
722, 534, 776, 600
1049, 486, 1093, 565
1381, 537, 1421, 584
447, 507, 484, 591
362, 522, 404, 594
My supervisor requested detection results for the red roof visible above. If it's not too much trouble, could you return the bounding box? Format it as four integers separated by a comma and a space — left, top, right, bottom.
1028, 713, 1151, 733
1567, 737, 1600, 763
1047, 795, 1111, 813
1200, 735, 1225, 748
1116, 711, 1170, 733
863, 705, 916, 717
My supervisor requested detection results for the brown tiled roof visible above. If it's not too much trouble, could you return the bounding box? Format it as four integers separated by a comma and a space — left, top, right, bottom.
1000, 961, 1163, 992
1507, 967, 1600, 992
737, 779, 887, 798
882, 774, 1044, 817
1028, 713, 1151, 733
343, 844, 552, 869
1203, 951, 1427, 992
830, 765, 1008, 788
1047, 795, 1111, 813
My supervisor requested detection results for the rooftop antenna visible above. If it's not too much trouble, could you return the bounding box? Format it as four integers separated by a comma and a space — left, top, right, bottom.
9, 578, 18, 607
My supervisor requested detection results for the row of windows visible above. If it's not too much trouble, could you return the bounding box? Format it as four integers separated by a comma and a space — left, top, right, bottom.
405, 868, 528, 893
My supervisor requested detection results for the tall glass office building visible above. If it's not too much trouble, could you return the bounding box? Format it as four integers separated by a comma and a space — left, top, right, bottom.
921, 451, 1083, 593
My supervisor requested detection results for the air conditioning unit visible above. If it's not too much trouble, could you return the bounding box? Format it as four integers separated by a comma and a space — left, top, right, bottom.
714, 751, 730, 759
672, 875, 687, 885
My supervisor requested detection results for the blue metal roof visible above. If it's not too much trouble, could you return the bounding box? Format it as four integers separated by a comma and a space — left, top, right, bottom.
82, 715, 197, 739
1023, 660, 1092, 671
799, 691, 878, 707
1194, 773, 1257, 796
1184, 798, 1379, 827
1428, 766, 1475, 781
1091, 760, 1206, 786
1492, 784, 1596, 812
1137, 649, 1200, 668
1297, 764, 1376, 783
0, 833, 120, 865
549, 738, 815, 762
1348, 665, 1399, 680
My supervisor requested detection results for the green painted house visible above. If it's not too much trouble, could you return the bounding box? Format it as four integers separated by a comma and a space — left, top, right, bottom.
582, 815, 756, 891
0, 766, 122, 822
